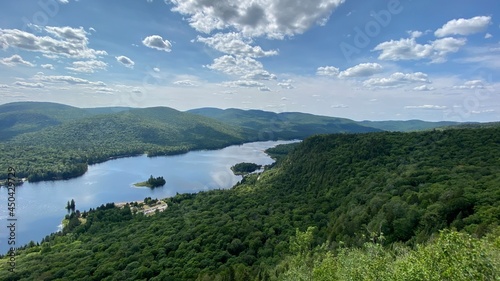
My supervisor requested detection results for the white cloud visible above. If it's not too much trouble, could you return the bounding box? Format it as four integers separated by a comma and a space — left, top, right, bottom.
153, 67, 160, 72
173, 80, 197, 86
41, 64, 54, 70
13, 81, 44, 88
259, 86, 271, 91
142, 35, 172, 52
408, 30, 423, 38
197, 32, 278, 58
485, 33, 492, 39
66, 60, 107, 73
404, 105, 447, 110
168, 0, 346, 39
316, 66, 339, 77
33, 73, 106, 86
220, 80, 265, 88
338, 63, 383, 78
0, 55, 35, 67
373, 37, 466, 63
277, 82, 294, 89
0, 84, 9, 88
413, 85, 435, 91
453, 80, 485, 90
115, 56, 135, 69
206, 55, 276, 80
0, 27, 107, 59
363, 72, 430, 88
435, 16, 491, 37
331, 104, 348, 108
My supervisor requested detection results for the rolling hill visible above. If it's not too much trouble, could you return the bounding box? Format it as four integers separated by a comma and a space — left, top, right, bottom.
0, 102, 132, 141
188, 107, 382, 139
0, 106, 246, 181
359, 120, 462, 132
0, 102, 468, 182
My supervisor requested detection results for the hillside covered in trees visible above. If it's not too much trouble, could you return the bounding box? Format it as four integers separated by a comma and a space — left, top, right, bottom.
1, 126, 499, 280
0, 102, 386, 183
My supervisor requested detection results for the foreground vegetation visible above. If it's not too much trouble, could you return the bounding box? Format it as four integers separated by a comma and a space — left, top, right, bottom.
1, 126, 499, 280
272, 227, 500, 281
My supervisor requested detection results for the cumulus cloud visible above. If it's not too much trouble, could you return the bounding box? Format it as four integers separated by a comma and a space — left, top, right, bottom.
259, 86, 271, 91
317, 63, 382, 78
153, 67, 160, 72
373, 37, 466, 63
0, 27, 107, 59
0, 55, 35, 67
33, 72, 106, 86
206, 55, 276, 80
197, 32, 278, 58
41, 64, 54, 70
485, 33, 493, 39
0, 84, 9, 88
404, 105, 447, 110
220, 80, 265, 88
168, 0, 346, 39
413, 85, 435, 91
453, 80, 485, 90
363, 72, 430, 88
142, 35, 172, 52
173, 80, 197, 86
277, 81, 294, 89
66, 60, 107, 73
13, 81, 44, 88
338, 63, 383, 78
435, 16, 491, 37
116, 56, 135, 69
408, 30, 423, 38
316, 66, 339, 77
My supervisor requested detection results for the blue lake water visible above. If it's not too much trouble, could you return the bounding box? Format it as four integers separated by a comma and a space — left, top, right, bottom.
0, 141, 296, 254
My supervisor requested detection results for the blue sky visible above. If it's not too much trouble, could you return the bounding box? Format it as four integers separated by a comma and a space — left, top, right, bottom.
0, 0, 498, 122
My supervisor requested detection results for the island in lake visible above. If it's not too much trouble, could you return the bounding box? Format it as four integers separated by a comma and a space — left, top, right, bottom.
134, 175, 166, 188
231, 162, 262, 175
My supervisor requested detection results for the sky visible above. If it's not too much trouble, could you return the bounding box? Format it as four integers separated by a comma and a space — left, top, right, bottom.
0, 0, 499, 122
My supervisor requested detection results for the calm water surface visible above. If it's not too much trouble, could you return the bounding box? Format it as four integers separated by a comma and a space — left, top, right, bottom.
0, 141, 296, 254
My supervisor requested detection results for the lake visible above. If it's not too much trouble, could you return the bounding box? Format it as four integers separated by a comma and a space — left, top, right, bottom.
0, 140, 296, 254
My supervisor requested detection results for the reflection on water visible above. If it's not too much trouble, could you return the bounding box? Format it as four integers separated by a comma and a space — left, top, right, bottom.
0, 140, 297, 253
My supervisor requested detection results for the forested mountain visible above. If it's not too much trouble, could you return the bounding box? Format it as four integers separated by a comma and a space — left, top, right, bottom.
0, 102, 132, 141
188, 107, 381, 139
0, 102, 382, 182
2, 126, 499, 280
359, 120, 462, 132
0, 102, 91, 141
0, 107, 246, 181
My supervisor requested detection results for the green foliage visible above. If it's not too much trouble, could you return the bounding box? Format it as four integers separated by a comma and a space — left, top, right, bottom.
359, 120, 461, 132
273, 228, 500, 281
231, 162, 262, 175
144, 175, 166, 187
0, 106, 246, 182
1, 126, 499, 280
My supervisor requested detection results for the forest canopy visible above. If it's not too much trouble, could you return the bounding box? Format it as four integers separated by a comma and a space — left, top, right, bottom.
1, 126, 499, 280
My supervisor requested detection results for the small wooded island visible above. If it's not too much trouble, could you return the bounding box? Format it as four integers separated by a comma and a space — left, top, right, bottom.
231, 162, 262, 175
134, 175, 166, 188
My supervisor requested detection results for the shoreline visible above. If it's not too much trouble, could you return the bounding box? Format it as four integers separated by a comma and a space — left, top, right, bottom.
0, 139, 297, 185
